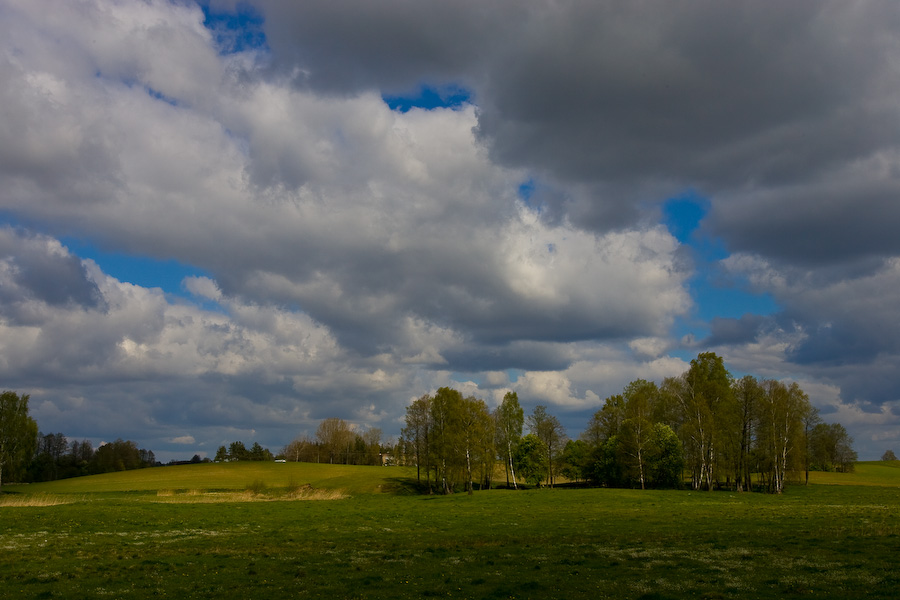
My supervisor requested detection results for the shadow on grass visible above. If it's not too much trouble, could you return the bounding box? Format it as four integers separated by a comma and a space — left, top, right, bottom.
379, 477, 427, 495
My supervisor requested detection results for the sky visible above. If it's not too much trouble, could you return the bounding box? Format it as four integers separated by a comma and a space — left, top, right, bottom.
1, 0, 899, 461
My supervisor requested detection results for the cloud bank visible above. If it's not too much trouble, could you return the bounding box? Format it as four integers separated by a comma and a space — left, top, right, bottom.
1, 0, 899, 459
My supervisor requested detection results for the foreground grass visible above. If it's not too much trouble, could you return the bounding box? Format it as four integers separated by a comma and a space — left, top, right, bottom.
3, 464, 900, 599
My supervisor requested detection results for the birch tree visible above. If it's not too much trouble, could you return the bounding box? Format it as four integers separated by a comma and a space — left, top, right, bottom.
620, 379, 657, 489
757, 380, 810, 493
495, 391, 524, 489
667, 352, 733, 490
430, 387, 464, 493
402, 395, 433, 488
732, 375, 763, 491
456, 396, 493, 494
528, 405, 567, 487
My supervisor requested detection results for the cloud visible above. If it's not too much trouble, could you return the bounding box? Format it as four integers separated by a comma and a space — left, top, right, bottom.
0, 228, 104, 313
246, 1, 900, 236
2, 0, 900, 460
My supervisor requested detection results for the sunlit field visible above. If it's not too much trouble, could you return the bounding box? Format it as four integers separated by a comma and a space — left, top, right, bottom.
3, 462, 900, 599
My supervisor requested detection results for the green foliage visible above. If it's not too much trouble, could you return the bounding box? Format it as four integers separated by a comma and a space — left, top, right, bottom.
560, 439, 589, 482
585, 435, 626, 487
514, 434, 547, 486
882, 449, 898, 461
527, 404, 566, 487
495, 391, 524, 488
809, 422, 857, 473
400, 388, 496, 494
0, 390, 38, 490
644, 423, 684, 489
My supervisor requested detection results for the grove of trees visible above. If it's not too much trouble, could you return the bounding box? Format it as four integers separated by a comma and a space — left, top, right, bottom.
396, 353, 858, 495
0, 352, 861, 496
215, 441, 274, 462
283, 418, 386, 466
27, 434, 157, 482
576, 353, 855, 493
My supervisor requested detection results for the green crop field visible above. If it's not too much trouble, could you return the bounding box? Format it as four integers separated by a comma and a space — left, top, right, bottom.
3, 462, 900, 599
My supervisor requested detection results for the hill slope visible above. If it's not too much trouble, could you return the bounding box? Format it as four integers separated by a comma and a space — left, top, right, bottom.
7, 462, 418, 496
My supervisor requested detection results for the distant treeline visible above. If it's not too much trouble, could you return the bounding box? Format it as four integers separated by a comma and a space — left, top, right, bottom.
396, 352, 857, 495
26, 434, 157, 482
214, 441, 275, 462
283, 418, 389, 466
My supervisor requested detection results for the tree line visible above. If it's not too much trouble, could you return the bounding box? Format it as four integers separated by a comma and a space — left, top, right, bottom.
0, 391, 157, 488
28, 434, 157, 482
0, 355, 864, 494
283, 418, 387, 466
396, 353, 858, 494
574, 353, 856, 493
214, 440, 275, 462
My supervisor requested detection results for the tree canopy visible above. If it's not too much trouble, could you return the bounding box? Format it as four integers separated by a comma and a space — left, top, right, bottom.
0, 391, 38, 490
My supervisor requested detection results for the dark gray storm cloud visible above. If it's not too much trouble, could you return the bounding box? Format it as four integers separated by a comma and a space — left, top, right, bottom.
247, 0, 900, 237
701, 314, 770, 348
0, 228, 104, 314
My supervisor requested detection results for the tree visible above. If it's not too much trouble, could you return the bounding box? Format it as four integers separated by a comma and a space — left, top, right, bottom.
667, 352, 734, 490
620, 379, 657, 489
757, 380, 810, 493
0, 391, 38, 491
583, 395, 625, 446
214, 445, 228, 462
809, 422, 857, 473
585, 436, 625, 487
430, 387, 465, 494
316, 418, 354, 464
402, 395, 432, 487
361, 427, 383, 465
249, 442, 273, 461
456, 396, 493, 494
514, 434, 548, 486
91, 439, 143, 473
732, 375, 763, 491
644, 423, 684, 488
495, 391, 524, 489
882, 449, 898, 461
803, 405, 821, 485
560, 439, 590, 483
528, 405, 567, 487
228, 440, 249, 461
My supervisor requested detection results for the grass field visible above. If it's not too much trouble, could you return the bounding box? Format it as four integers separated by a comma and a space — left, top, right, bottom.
3, 462, 900, 599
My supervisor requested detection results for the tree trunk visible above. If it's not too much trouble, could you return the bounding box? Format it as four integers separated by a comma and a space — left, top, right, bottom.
507, 442, 518, 490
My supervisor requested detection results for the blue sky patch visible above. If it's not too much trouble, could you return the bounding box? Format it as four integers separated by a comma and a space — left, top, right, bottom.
61, 237, 211, 300
662, 194, 708, 244
383, 84, 472, 112
202, 3, 268, 54
662, 194, 779, 348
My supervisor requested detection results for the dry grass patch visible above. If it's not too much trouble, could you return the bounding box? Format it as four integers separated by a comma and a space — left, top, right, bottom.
0, 493, 79, 507
285, 485, 348, 501
152, 486, 348, 503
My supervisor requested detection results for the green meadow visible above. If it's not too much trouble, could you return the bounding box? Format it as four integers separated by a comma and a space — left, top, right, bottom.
3, 463, 900, 599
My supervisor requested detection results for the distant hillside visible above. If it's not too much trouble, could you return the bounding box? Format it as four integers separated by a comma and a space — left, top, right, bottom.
6, 462, 418, 496
807, 461, 900, 487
